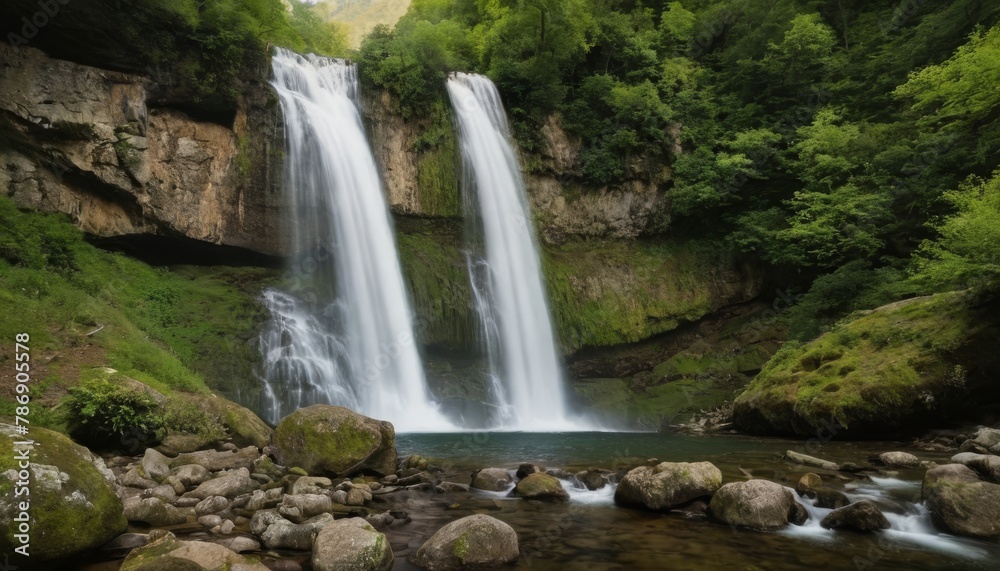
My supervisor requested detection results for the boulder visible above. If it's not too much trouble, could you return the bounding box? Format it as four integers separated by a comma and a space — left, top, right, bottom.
923, 464, 1000, 539
169, 464, 211, 487
513, 473, 569, 501
874, 451, 920, 468
820, 500, 891, 532
796, 473, 822, 495
0, 424, 127, 562
968, 427, 1000, 450
213, 535, 261, 553
119, 531, 268, 571
250, 509, 287, 536
312, 517, 393, 571
279, 494, 333, 523
186, 468, 258, 499
577, 469, 607, 491
709, 480, 808, 531
125, 497, 188, 527
272, 405, 397, 477
412, 514, 519, 570
291, 476, 333, 495
951, 452, 1000, 484
140, 448, 171, 481
614, 462, 722, 510
515, 464, 543, 480
471, 468, 514, 492
195, 496, 230, 516
261, 513, 334, 550
171, 446, 260, 472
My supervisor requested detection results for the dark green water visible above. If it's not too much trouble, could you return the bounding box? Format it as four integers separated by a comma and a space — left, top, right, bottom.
388, 432, 1000, 571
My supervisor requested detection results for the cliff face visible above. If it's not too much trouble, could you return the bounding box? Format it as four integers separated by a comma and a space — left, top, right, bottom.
0, 44, 286, 257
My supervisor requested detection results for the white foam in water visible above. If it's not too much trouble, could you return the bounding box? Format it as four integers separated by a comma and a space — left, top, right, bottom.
780, 481, 989, 559
260, 49, 454, 432
447, 73, 593, 432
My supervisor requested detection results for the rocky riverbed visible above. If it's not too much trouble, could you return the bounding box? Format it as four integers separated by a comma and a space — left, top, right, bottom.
3, 406, 999, 570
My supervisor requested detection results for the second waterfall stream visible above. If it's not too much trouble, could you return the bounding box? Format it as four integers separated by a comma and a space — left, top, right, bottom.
258, 48, 453, 432
448, 73, 587, 431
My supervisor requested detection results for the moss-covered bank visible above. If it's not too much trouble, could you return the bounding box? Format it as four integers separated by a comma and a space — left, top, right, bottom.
733, 291, 1000, 437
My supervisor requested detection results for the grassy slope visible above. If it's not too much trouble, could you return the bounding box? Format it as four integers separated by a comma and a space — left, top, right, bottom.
0, 197, 276, 429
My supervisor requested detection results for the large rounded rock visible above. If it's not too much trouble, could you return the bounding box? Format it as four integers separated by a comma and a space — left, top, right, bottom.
709, 480, 808, 531
820, 500, 891, 532
124, 497, 188, 527
0, 424, 126, 562
874, 451, 920, 468
272, 405, 397, 477
120, 531, 268, 571
413, 514, 519, 570
614, 462, 722, 510
312, 517, 393, 571
186, 467, 258, 499
471, 468, 513, 491
512, 473, 569, 500
951, 452, 1000, 484
923, 464, 1000, 539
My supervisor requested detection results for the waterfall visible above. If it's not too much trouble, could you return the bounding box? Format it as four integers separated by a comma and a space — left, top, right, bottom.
258, 48, 452, 432
447, 73, 584, 430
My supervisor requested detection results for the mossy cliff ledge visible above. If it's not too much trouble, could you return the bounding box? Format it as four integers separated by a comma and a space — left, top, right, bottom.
733, 292, 1000, 437
0, 43, 285, 256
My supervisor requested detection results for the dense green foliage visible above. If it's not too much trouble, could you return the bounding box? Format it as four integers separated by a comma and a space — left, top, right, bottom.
66, 375, 162, 449
0, 197, 275, 425
358, 0, 1000, 343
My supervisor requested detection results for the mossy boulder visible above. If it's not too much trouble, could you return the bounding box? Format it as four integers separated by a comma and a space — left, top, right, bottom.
512, 473, 569, 501
412, 514, 519, 570
0, 424, 126, 563
272, 405, 396, 477
922, 464, 1000, 539
160, 393, 273, 454
312, 517, 393, 571
709, 480, 808, 531
819, 500, 890, 532
119, 531, 268, 571
614, 461, 722, 511
733, 292, 1000, 437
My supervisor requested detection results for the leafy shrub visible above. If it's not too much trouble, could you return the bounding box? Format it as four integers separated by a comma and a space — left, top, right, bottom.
65, 377, 162, 450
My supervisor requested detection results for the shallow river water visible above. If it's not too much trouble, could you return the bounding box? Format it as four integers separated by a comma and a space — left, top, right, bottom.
386, 432, 1000, 571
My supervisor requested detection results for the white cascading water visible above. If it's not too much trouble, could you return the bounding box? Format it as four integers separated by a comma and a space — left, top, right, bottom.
258, 48, 453, 431
447, 73, 584, 430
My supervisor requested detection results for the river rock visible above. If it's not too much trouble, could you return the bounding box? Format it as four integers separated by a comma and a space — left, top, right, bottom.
195, 495, 230, 516
516, 463, 544, 480
272, 405, 397, 477
120, 467, 159, 489
186, 468, 258, 499
820, 500, 891, 532
471, 468, 514, 491
967, 427, 1000, 450
784, 450, 839, 471
171, 446, 260, 472
577, 469, 607, 491
413, 514, 519, 570
796, 473, 822, 495
615, 462, 722, 510
312, 517, 393, 571
291, 476, 333, 495
125, 497, 188, 527
279, 494, 333, 523
951, 452, 1000, 484
198, 515, 223, 528
141, 448, 172, 481
250, 509, 286, 536
923, 464, 1000, 539
119, 531, 268, 571
261, 513, 334, 550
874, 451, 920, 468
709, 480, 808, 531
143, 484, 177, 503
214, 535, 261, 553
169, 464, 211, 487
513, 473, 570, 500
0, 425, 127, 562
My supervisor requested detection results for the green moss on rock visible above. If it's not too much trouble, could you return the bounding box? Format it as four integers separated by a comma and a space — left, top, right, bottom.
733, 292, 1000, 437
272, 405, 396, 477
0, 425, 126, 563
